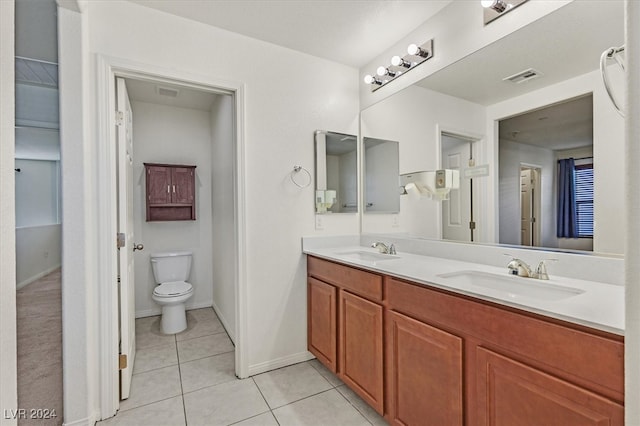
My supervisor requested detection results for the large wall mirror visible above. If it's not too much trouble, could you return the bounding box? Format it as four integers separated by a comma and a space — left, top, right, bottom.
360, 1, 624, 255
315, 130, 358, 214
364, 137, 400, 213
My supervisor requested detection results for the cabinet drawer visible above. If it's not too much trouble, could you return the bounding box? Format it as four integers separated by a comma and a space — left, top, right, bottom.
387, 277, 624, 402
308, 256, 383, 302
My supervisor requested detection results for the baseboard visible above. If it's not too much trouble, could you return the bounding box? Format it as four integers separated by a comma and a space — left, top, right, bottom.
247, 351, 315, 376
135, 299, 213, 319
211, 299, 235, 344
16, 264, 61, 290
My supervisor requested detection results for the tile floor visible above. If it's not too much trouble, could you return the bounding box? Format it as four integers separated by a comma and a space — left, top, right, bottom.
99, 307, 387, 426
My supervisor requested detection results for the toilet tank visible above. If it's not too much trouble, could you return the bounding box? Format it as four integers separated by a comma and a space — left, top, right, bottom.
150, 251, 192, 283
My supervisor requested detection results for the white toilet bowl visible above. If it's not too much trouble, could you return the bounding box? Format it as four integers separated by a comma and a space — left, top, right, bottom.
152, 281, 194, 334
150, 251, 194, 334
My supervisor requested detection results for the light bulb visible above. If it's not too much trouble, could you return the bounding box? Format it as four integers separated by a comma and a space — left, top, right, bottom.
376, 66, 397, 78
391, 56, 411, 68
363, 74, 381, 85
408, 43, 430, 58
480, 0, 495, 7
481, 0, 507, 12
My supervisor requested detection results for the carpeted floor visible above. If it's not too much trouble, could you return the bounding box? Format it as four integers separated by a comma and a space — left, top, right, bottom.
16, 268, 63, 426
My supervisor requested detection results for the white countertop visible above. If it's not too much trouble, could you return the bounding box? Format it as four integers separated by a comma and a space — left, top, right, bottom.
303, 245, 624, 336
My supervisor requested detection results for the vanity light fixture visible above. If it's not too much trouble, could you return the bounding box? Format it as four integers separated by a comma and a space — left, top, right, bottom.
391, 56, 411, 68
481, 0, 507, 13
376, 66, 397, 78
363, 74, 382, 86
364, 38, 434, 92
481, 0, 528, 25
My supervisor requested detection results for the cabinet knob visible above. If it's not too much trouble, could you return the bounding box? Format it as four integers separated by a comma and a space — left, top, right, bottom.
133, 243, 144, 252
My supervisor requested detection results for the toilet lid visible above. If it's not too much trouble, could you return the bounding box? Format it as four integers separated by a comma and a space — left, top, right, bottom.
154, 281, 193, 297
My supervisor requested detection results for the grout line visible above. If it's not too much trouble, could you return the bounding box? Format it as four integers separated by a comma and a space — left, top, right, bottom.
117, 394, 183, 415
175, 329, 228, 343
267, 387, 336, 411
132, 361, 180, 376
334, 386, 376, 426
175, 334, 189, 426
178, 349, 234, 365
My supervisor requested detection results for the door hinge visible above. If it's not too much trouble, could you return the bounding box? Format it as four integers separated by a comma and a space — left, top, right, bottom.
117, 232, 126, 249
469, 221, 476, 230
116, 110, 124, 126
119, 354, 127, 370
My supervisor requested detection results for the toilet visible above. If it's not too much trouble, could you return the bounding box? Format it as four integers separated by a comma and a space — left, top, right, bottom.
150, 250, 194, 334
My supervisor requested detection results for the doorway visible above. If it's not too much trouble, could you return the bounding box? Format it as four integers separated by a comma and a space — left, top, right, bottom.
96, 56, 247, 419
440, 131, 480, 242
519, 165, 541, 246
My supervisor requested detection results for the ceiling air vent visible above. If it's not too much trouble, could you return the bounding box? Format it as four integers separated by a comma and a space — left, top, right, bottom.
503, 68, 543, 84
156, 86, 179, 97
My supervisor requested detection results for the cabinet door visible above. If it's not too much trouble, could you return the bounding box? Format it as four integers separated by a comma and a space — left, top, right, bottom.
387, 311, 463, 426
340, 291, 384, 414
172, 167, 194, 204
476, 347, 623, 426
308, 277, 337, 372
146, 166, 172, 205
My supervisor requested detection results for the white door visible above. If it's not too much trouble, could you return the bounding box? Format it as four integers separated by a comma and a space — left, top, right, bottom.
520, 169, 533, 246
441, 135, 472, 242
116, 77, 137, 399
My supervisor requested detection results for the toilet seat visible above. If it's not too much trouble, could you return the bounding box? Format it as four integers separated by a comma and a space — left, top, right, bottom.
153, 281, 193, 298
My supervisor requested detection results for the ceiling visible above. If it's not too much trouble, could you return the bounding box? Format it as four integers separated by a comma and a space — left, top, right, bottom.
128, 0, 452, 68
499, 95, 593, 151
125, 78, 220, 110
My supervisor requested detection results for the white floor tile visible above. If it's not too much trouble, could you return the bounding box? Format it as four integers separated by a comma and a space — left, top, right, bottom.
119, 365, 182, 412
177, 333, 234, 363
133, 341, 178, 375
184, 379, 269, 426
253, 362, 333, 409
176, 311, 226, 341
272, 389, 370, 426
135, 316, 175, 350
99, 396, 185, 426
337, 384, 387, 426
308, 359, 343, 387
231, 411, 279, 426
180, 352, 236, 393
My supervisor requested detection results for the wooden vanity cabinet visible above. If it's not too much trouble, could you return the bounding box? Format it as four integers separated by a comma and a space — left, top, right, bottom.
306, 255, 624, 426
307, 256, 385, 414
144, 163, 196, 221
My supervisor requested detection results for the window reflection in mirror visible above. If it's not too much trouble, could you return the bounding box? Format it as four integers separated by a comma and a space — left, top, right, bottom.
314, 130, 357, 214
364, 137, 400, 213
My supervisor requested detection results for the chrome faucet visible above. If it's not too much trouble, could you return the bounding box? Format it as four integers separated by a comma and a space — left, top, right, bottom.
506, 255, 557, 279
371, 242, 396, 255
506, 257, 532, 277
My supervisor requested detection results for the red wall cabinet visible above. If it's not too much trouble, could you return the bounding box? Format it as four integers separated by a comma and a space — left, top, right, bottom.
144, 163, 196, 221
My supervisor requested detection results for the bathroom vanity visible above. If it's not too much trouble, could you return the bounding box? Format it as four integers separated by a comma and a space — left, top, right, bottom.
306, 250, 624, 425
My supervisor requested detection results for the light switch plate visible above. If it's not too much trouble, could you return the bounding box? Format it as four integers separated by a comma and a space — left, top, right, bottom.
315, 215, 324, 230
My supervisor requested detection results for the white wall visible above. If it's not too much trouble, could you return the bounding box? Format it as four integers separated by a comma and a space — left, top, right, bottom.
85, 0, 359, 376
364, 141, 399, 213
0, 0, 17, 422
487, 69, 624, 254
361, 84, 486, 237
16, 224, 62, 288
210, 94, 236, 342
14, 159, 60, 227
131, 101, 214, 317
498, 139, 555, 247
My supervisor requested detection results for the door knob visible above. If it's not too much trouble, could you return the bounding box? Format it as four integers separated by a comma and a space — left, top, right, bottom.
133, 243, 144, 252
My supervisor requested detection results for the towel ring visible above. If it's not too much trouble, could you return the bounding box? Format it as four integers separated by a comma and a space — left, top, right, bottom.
290, 165, 311, 188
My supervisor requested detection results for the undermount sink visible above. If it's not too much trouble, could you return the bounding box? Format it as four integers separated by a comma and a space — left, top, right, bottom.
437, 270, 584, 302
335, 249, 399, 263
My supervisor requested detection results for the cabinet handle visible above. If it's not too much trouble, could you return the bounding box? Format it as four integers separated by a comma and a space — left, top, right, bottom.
173, 185, 176, 193
167, 185, 170, 193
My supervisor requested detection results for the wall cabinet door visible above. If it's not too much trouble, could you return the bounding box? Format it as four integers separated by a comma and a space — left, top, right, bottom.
475, 347, 624, 426
147, 165, 173, 205
172, 167, 195, 204
308, 277, 337, 372
387, 310, 463, 426
339, 290, 384, 415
